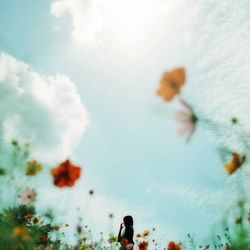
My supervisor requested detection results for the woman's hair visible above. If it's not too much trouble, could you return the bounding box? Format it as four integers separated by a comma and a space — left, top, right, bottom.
123, 215, 133, 227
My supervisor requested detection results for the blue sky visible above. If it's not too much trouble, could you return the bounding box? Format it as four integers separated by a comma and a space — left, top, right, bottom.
1, 0, 248, 246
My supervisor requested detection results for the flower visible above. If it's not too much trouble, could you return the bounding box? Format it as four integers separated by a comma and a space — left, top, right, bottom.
51, 160, 81, 187
126, 243, 134, 249
142, 230, 150, 237
224, 153, 245, 174
121, 238, 129, 247
167, 241, 182, 250
138, 241, 149, 250
12, 226, 30, 240
25, 160, 42, 176
175, 99, 197, 142
24, 214, 33, 220
19, 187, 36, 205
39, 235, 48, 244
157, 67, 186, 102
33, 217, 39, 224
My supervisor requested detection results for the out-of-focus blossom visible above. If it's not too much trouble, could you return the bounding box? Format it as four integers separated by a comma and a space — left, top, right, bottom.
142, 230, 149, 237
126, 243, 134, 249
138, 241, 149, 250
33, 217, 39, 224
51, 160, 81, 187
121, 238, 129, 247
225, 243, 230, 250
224, 153, 245, 174
175, 99, 197, 142
167, 241, 182, 250
136, 233, 142, 238
24, 214, 33, 220
19, 187, 36, 205
12, 226, 30, 240
25, 160, 42, 176
39, 235, 48, 244
157, 67, 186, 102
53, 226, 60, 231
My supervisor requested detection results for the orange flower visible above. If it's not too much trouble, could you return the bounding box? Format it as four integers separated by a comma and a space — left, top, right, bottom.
25, 160, 42, 176
12, 226, 30, 240
121, 238, 129, 247
167, 241, 182, 250
138, 241, 148, 250
33, 217, 39, 224
142, 230, 150, 237
51, 160, 81, 187
157, 67, 186, 102
224, 153, 245, 174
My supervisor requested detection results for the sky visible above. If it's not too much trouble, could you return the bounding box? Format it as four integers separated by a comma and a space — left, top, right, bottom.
0, 0, 250, 247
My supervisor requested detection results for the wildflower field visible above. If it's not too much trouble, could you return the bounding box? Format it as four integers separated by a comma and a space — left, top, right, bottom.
1, 0, 250, 249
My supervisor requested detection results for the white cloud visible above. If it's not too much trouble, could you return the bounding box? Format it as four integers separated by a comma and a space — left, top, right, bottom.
51, 0, 103, 47
0, 52, 88, 164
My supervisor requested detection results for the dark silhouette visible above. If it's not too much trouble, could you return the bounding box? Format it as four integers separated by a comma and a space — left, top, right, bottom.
118, 215, 134, 249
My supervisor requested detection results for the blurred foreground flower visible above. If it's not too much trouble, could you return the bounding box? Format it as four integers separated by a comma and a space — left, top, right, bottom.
138, 241, 148, 250
19, 188, 36, 205
167, 241, 182, 250
12, 226, 30, 240
25, 160, 42, 176
157, 67, 185, 102
51, 160, 81, 187
175, 99, 197, 142
224, 153, 245, 174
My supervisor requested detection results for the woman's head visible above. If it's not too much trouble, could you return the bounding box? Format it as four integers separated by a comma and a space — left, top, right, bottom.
123, 215, 133, 227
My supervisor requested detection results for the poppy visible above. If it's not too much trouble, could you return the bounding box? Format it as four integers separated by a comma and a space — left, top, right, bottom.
157, 67, 186, 102
51, 160, 81, 187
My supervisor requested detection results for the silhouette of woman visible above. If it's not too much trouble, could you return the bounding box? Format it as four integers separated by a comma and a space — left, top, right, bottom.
118, 215, 134, 250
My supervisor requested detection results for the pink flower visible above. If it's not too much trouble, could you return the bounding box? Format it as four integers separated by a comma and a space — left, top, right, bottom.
175, 99, 197, 142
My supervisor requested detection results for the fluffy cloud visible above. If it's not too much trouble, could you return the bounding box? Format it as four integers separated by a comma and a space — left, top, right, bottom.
51, 0, 103, 47
0, 53, 88, 164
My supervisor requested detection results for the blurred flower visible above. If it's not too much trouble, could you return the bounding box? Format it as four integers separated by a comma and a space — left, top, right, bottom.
136, 233, 142, 237
33, 217, 39, 224
51, 160, 81, 187
225, 243, 230, 250
138, 241, 148, 250
25, 160, 42, 176
24, 214, 33, 220
65, 224, 69, 227
19, 188, 36, 205
142, 230, 150, 237
167, 241, 182, 250
12, 226, 30, 240
39, 235, 48, 244
126, 243, 134, 249
53, 226, 60, 231
175, 99, 197, 142
157, 67, 185, 102
121, 238, 129, 247
108, 235, 118, 244
224, 153, 245, 174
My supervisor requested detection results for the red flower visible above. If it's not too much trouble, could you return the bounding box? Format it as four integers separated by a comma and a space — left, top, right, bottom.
167, 241, 182, 250
51, 160, 81, 187
39, 235, 48, 244
138, 241, 148, 250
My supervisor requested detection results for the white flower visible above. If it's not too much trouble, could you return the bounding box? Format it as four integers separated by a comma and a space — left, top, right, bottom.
19, 187, 36, 205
